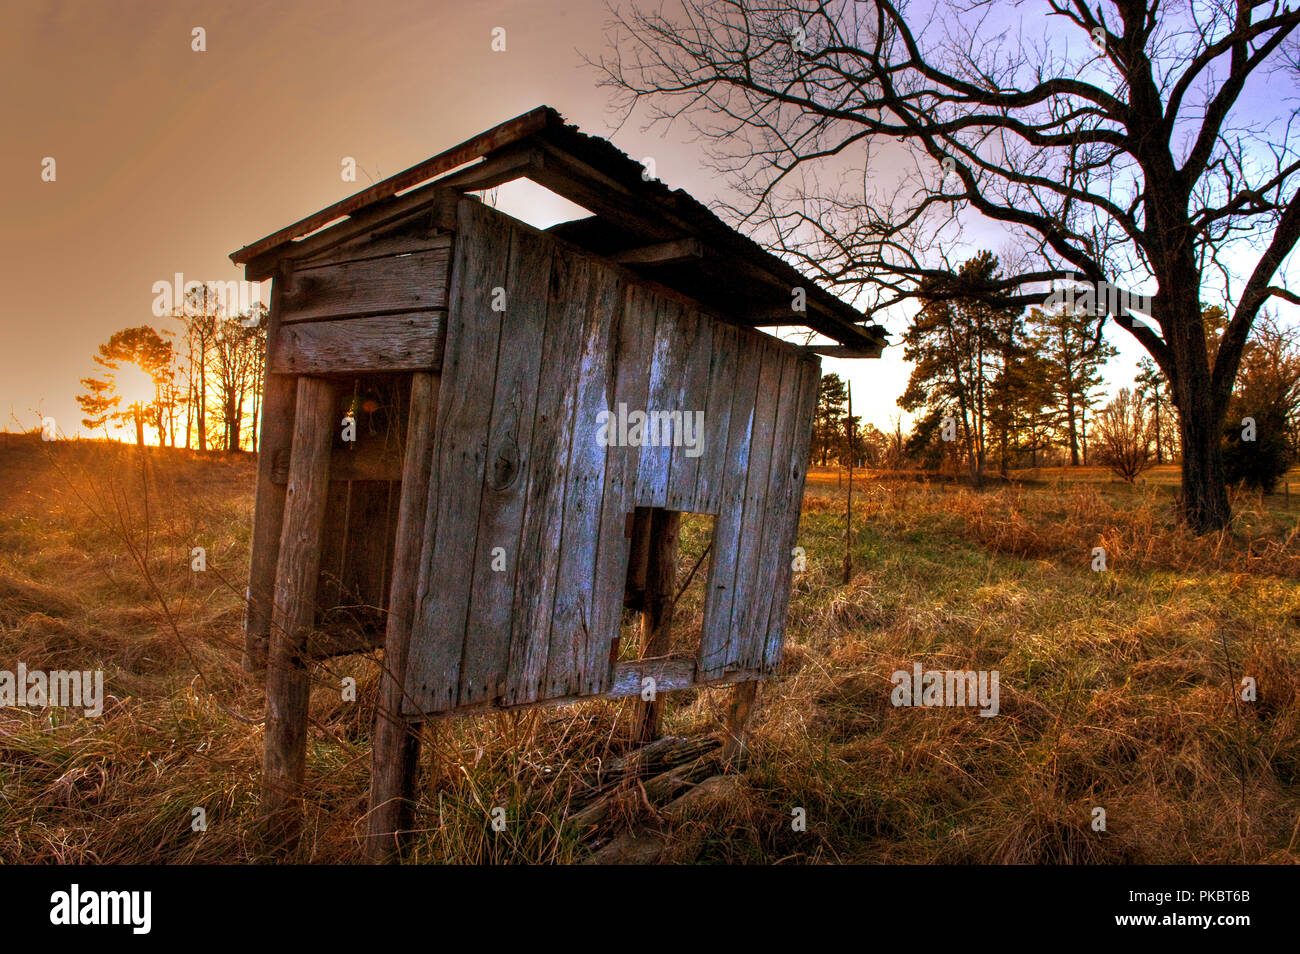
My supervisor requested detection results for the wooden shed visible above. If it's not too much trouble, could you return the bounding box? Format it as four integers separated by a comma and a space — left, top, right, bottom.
230, 107, 886, 856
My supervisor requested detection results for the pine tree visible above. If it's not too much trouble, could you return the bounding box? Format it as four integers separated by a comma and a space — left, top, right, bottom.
1029, 305, 1116, 466
900, 252, 1017, 485
812, 373, 849, 466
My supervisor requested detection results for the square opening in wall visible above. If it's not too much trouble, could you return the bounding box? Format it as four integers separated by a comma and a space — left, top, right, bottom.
617, 506, 715, 668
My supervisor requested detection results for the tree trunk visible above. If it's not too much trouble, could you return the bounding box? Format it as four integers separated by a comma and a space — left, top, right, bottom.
198, 352, 207, 452
251, 382, 261, 454
1173, 379, 1231, 532
1080, 406, 1087, 465
1153, 397, 1163, 465
1065, 391, 1079, 466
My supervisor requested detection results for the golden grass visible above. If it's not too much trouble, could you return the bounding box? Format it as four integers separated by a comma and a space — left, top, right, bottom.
0, 433, 1297, 863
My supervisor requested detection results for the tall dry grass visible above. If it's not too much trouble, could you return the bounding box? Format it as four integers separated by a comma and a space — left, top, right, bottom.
0, 434, 1296, 863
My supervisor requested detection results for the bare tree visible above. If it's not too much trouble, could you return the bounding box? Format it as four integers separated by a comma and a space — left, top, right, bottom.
594, 0, 1300, 530
210, 318, 256, 451
245, 304, 269, 453
180, 286, 219, 452
1095, 387, 1156, 482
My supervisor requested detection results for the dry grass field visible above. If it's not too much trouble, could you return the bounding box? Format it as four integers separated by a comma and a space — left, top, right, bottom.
1, 432, 1297, 863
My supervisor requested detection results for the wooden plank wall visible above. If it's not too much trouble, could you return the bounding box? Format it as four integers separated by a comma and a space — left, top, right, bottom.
268, 223, 451, 376
269, 209, 452, 651
403, 198, 817, 715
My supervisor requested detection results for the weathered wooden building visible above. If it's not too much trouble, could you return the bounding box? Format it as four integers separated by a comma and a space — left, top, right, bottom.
230, 107, 885, 857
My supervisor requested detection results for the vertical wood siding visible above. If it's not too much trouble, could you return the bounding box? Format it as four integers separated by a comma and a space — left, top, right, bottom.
404, 198, 817, 715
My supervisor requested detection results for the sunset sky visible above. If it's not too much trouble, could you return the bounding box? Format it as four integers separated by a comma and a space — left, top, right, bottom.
0, 0, 1277, 440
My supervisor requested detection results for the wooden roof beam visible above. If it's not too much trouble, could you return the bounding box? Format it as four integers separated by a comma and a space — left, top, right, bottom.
718, 252, 880, 350
526, 142, 688, 243
610, 237, 704, 266
796, 343, 885, 360
236, 149, 539, 280
238, 185, 459, 281
435, 147, 544, 193
529, 139, 879, 350
231, 107, 552, 265
749, 305, 813, 326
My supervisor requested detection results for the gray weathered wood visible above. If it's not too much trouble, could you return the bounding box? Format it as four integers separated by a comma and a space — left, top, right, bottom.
610, 237, 704, 266
366, 371, 438, 862
608, 658, 759, 697
665, 307, 712, 512
459, 221, 554, 706
567, 754, 719, 834
244, 266, 295, 674
392, 202, 826, 716
763, 357, 821, 671
436, 146, 543, 193
741, 349, 802, 669
725, 340, 786, 670
404, 199, 511, 714
633, 295, 687, 509
503, 251, 594, 706
299, 223, 451, 272
697, 333, 763, 679
589, 281, 659, 690
270, 312, 445, 375
261, 375, 335, 847
242, 188, 458, 281
692, 321, 738, 515
279, 249, 450, 324
545, 264, 623, 699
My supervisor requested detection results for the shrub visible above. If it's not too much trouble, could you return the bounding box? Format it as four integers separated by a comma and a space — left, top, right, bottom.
1093, 389, 1154, 483
1222, 404, 1290, 493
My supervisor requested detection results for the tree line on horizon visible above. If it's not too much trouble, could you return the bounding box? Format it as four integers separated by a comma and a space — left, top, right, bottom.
813, 252, 1300, 492
75, 286, 268, 452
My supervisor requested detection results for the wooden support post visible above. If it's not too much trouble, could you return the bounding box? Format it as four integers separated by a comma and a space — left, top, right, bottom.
722, 680, 759, 765
623, 507, 653, 610
244, 266, 295, 674
633, 508, 680, 744
842, 383, 854, 585
261, 375, 335, 850
366, 372, 439, 863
